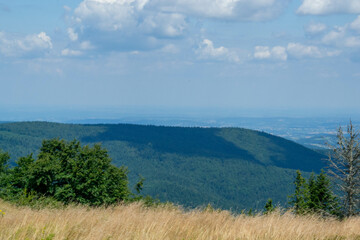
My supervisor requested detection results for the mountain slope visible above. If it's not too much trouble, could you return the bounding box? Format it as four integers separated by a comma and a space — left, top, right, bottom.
0, 122, 325, 210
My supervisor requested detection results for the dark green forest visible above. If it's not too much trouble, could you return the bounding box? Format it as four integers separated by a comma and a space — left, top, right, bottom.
0, 122, 326, 210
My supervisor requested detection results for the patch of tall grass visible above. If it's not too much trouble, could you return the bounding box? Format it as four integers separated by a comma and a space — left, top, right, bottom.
1, 199, 359, 240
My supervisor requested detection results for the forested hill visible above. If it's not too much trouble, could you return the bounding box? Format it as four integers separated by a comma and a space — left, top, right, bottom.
0, 122, 325, 210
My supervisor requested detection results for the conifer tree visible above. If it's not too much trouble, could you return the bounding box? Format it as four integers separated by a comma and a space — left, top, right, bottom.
289, 170, 339, 216
313, 170, 340, 215
264, 198, 275, 214
288, 170, 309, 214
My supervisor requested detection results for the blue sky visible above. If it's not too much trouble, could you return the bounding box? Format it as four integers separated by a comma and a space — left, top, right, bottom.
1, 0, 360, 118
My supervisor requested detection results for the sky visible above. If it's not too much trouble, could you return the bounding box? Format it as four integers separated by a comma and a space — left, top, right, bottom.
1, 0, 360, 119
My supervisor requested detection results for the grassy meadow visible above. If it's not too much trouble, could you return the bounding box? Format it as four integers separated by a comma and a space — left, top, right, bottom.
1, 200, 360, 240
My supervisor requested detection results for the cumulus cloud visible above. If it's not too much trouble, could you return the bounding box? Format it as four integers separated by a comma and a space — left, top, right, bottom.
297, 0, 360, 15
345, 37, 360, 47
74, 0, 142, 32
73, 0, 186, 37
68, 0, 189, 51
196, 39, 240, 62
350, 16, 360, 32
254, 46, 287, 61
140, 13, 186, 38
155, 0, 290, 21
61, 48, 83, 56
322, 27, 346, 45
67, 28, 78, 41
65, 0, 291, 53
161, 44, 179, 54
319, 17, 360, 48
0, 32, 52, 57
254, 42, 339, 61
304, 23, 327, 35
254, 46, 271, 59
286, 43, 322, 58
79, 41, 95, 50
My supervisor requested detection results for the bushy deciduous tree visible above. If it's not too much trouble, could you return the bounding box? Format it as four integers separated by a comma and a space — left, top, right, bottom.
4, 139, 131, 206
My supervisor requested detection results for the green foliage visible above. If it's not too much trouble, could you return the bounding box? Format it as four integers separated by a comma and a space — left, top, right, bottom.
310, 171, 340, 216
288, 170, 339, 216
135, 175, 145, 194
264, 198, 275, 214
288, 170, 309, 214
0, 150, 10, 174
2, 139, 131, 206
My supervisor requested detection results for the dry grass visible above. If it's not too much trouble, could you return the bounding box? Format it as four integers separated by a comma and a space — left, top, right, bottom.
1, 200, 360, 240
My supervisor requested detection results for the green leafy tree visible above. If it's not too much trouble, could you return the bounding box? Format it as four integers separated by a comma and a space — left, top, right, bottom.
11, 154, 35, 192
22, 139, 131, 206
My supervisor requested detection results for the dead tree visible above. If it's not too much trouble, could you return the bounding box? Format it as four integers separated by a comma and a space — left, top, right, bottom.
327, 120, 360, 217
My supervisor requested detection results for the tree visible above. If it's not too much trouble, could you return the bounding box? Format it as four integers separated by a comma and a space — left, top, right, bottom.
288, 170, 309, 214
16, 139, 131, 206
0, 151, 10, 174
288, 170, 339, 216
0, 151, 11, 198
327, 121, 360, 217
264, 198, 275, 214
308, 171, 339, 216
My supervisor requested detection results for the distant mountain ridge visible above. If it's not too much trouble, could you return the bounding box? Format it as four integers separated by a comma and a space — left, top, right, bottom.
0, 122, 325, 210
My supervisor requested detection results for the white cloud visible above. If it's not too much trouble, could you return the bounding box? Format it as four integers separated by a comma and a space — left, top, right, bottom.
345, 36, 360, 47
66, 0, 291, 53
67, 28, 78, 41
326, 50, 342, 57
0, 32, 52, 57
322, 27, 346, 45
254, 46, 287, 61
161, 44, 179, 54
63, 5, 72, 12
254, 46, 271, 59
287, 43, 322, 58
140, 13, 187, 37
69, 0, 190, 52
61, 48, 83, 56
297, 0, 360, 15
73, 0, 186, 38
319, 18, 360, 49
271, 46, 288, 60
80, 41, 95, 50
305, 23, 327, 35
196, 39, 239, 62
254, 43, 338, 61
156, 0, 290, 21
350, 16, 360, 32
74, 0, 141, 31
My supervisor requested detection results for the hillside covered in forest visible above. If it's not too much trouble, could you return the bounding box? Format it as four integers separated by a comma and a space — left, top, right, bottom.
0, 122, 326, 210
